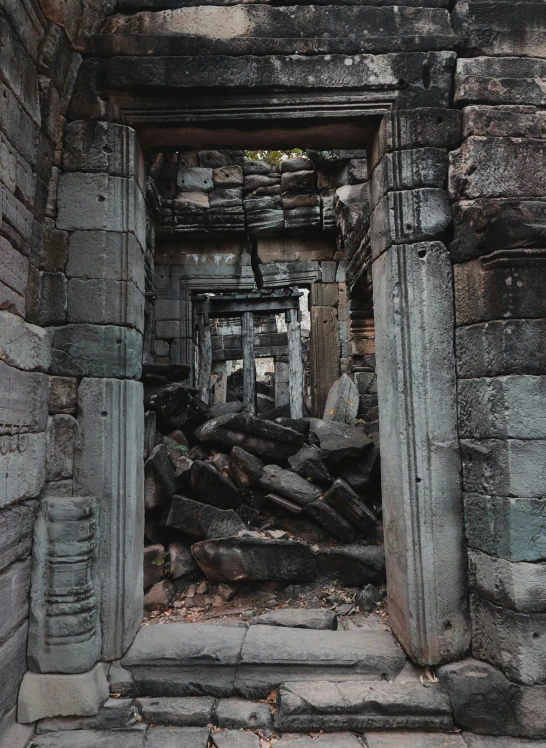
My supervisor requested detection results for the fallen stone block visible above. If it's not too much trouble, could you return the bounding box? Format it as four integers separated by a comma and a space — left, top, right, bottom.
227, 446, 263, 489
168, 541, 199, 580
212, 730, 259, 748
323, 374, 360, 425
251, 609, 337, 631
136, 696, 215, 726
336, 446, 380, 493
144, 445, 175, 510
365, 734, 465, 748
146, 726, 210, 748
17, 662, 109, 723
36, 698, 138, 733
288, 444, 331, 484
258, 464, 321, 507
355, 584, 382, 613
190, 461, 241, 510
275, 680, 453, 732
143, 544, 165, 590
198, 505, 246, 539
32, 729, 146, 748
144, 580, 174, 611
304, 499, 355, 542
192, 537, 316, 583
236, 626, 405, 699
324, 479, 376, 532
308, 419, 371, 462
317, 545, 385, 586
213, 698, 272, 731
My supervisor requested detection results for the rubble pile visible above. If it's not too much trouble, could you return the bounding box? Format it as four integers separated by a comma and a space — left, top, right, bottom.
141, 372, 383, 614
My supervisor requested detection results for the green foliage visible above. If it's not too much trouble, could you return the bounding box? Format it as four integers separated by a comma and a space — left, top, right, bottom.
244, 148, 304, 167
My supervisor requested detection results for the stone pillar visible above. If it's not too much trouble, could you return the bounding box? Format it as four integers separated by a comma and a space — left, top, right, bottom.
287, 308, 304, 419
74, 378, 144, 661
242, 311, 256, 414
309, 287, 340, 417
197, 314, 212, 405
370, 109, 470, 665
274, 358, 290, 407
212, 361, 228, 405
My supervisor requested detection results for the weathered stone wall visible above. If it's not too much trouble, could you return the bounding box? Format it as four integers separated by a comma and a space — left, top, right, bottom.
0, 0, 117, 737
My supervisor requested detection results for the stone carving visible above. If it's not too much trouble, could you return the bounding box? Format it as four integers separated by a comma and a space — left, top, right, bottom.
28, 496, 101, 674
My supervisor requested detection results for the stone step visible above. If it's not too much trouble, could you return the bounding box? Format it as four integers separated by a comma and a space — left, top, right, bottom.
120, 622, 406, 699
275, 680, 454, 733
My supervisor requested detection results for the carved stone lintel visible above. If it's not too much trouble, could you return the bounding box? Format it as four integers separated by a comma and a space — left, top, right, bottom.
28, 496, 101, 674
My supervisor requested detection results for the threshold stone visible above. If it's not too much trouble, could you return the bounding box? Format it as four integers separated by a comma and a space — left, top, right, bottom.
250, 608, 338, 630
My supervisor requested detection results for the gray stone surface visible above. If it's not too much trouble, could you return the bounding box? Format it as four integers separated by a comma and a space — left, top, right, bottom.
0, 623, 28, 723
0, 499, 39, 572
146, 726, 210, 748
32, 729, 146, 748
108, 660, 137, 698
213, 699, 272, 731
324, 479, 376, 532
464, 493, 546, 562
308, 419, 371, 463
251, 609, 337, 631
371, 147, 449, 210
212, 730, 259, 748
461, 439, 546, 499
275, 680, 453, 732
144, 444, 175, 511
373, 241, 469, 665
136, 696, 215, 726
323, 374, 360, 425
67, 231, 145, 292
258, 464, 321, 507
198, 505, 246, 540
36, 699, 138, 733
28, 495, 101, 674
0, 361, 48, 433
316, 545, 385, 586
74, 378, 144, 660
18, 662, 109, 723
143, 544, 165, 590
192, 537, 317, 583
48, 376, 78, 415
470, 593, 546, 685
191, 461, 241, 510
48, 324, 142, 379
0, 431, 46, 508
455, 56, 546, 107
67, 278, 144, 332
467, 549, 546, 613
463, 735, 546, 748
288, 445, 331, 484
304, 500, 355, 542
365, 734, 464, 748
45, 414, 77, 481
355, 584, 382, 613
0, 311, 51, 371
277, 736, 361, 747
0, 558, 30, 646
228, 446, 263, 489
0, 707, 35, 748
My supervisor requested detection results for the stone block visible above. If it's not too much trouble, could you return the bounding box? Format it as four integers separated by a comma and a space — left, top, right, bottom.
462, 106, 546, 140
455, 56, 546, 107
0, 432, 46, 508
323, 374, 359, 425
63, 122, 145, 187
67, 279, 144, 332
371, 147, 449, 209
458, 376, 546, 440
0, 706, 35, 748
57, 173, 146, 249
450, 137, 546, 201
48, 324, 142, 379
454, 252, 546, 325
74, 378, 144, 660
371, 188, 451, 256
48, 376, 78, 415
213, 698, 272, 731
0, 311, 51, 371
451, 199, 546, 263
0, 558, 31, 646
28, 496, 101, 674
0, 236, 28, 316
456, 319, 546, 378
468, 549, 546, 613
67, 231, 145, 292
373, 241, 469, 664
177, 167, 214, 193
0, 361, 48, 434
146, 726, 210, 748
438, 657, 546, 738
17, 662, 109, 724
371, 108, 461, 169
45, 414, 77, 481
461, 438, 546, 498
213, 166, 243, 188
136, 695, 215, 727
33, 271, 67, 326
0, 80, 39, 167
35, 697, 138, 733
453, 1, 546, 59
471, 593, 546, 685
464, 736, 546, 748
464, 493, 546, 563
0, 623, 28, 720
0, 499, 39, 572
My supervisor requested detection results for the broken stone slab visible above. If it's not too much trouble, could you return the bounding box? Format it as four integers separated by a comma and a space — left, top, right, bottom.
174, 456, 193, 487
143, 544, 165, 590
258, 464, 321, 507
304, 499, 355, 542
275, 680, 453, 732
470, 593, 546, 685
146, 726, 210, 748
455, 55, 546, 108
251, 609, 337, 631
288, 445, 331, 484
143, 580, 174, 611
32, 729, 146, 748
227, 446, 263, 489
168, 541, 199, 581
365, 734, 465, 748
198, 505, 246, 540
164, 494, 207, 538
323, 374, 360, 425
191, 461, 241, 510
355, 584, 382, 613
136, 696, 215, 726
265, 492, 303, 515
213, 699, 272, 731
235, 626, 406, 699
144, 382, 211, 435
308, 419, 372, 462
437, 657, 546, 738
194, 412, 304, 460
177, 167, 214, 193
467, 548, 546, 613
121, 623, 246, 698
191, 537, 317, 583
212, 730, 260, 748
0, 310, 51, 371
317, 545, 385, 586
144, 444, 175, 511
36, 698, 138, 734
17, 662, 109, 723
108, 660, 137, 698
324, 479, 376, 532
48, 376, 78, 415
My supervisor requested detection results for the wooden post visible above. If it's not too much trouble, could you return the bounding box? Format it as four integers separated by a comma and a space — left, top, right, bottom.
241, 311, 256, 414
197, 313, 212, 405
287, 308, 304, 419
